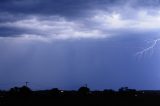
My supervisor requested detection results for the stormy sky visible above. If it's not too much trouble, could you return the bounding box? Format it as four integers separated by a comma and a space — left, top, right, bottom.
1, 0, 160, 90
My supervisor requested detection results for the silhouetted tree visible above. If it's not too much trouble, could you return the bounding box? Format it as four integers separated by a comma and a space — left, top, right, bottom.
9, 87, 20, 97
50, 88, 60, 96
78, 86, 90, 95
19, 86, 32, 93
103, 89, 115, 96
118, 87, 137, 97
9, 86, 32, 97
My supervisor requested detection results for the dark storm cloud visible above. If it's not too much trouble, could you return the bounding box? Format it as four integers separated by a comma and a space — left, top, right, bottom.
1, 0, 160, 38
0, 0, 93, 18
0, 26, 47, 37
0, 0, 160, 18
0, 27, 25, 37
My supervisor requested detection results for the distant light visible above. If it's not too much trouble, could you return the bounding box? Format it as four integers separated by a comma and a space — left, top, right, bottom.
61, 91, 64, 93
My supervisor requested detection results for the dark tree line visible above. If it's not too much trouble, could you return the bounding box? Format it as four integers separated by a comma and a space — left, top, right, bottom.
0, 86, 160, 105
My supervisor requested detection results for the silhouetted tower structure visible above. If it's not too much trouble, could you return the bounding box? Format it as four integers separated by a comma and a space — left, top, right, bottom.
25, 82, 29, 87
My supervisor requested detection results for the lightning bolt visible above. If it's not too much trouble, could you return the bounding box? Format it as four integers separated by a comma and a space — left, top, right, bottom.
136, 39, 160, 57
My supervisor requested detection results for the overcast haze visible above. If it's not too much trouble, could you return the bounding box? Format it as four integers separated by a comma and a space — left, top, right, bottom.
0, 0, 160, 90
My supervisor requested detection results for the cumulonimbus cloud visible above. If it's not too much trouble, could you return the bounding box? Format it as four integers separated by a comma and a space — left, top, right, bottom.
0, 0, 160, 41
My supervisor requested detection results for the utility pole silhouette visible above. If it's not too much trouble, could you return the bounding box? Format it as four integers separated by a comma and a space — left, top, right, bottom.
25, 82, 29, 87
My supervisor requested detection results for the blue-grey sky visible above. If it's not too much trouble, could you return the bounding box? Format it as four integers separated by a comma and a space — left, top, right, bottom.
1, 0, 160, 90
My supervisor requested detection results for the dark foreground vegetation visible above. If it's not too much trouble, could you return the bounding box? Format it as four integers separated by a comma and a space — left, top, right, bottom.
0, 86, 160, 106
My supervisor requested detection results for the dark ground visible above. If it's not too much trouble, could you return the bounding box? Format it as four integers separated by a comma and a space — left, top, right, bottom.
0, 86, 160, 106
